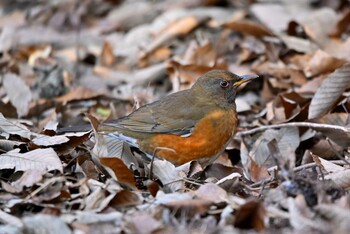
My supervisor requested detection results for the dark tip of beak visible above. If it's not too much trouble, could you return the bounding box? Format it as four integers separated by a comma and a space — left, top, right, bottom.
240, 74, 259, 80
234, 74, 259, 87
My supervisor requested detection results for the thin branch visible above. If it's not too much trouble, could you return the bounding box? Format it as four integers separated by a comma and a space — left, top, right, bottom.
236, 122, 350, 138
293, 160, 347, 172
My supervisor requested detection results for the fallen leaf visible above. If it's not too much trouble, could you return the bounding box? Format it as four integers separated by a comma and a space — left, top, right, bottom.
298, 8, 338, 47
194, 183, 228, 203
251, 3, 311, 33
129, 213, 162, 234
288, 196, 328, 232
329, 9, 350, 37
0, 113, 33, 139
223, 19, 273, 37
11, 169, 44, 190
233, 199, 266, 231
22, 215, 71, 234
32, 134, 70, 146
0, 148, 63, 173
141, 15, 209, 58
280, 35, 318, 54
183, 40, 217, 66
304, 50, 346, 77
3, 73, 32, 117
163, 198, 212, 216
100, 41, 115, 67
308, 63, 350, 119
109, 190, 141, 208
99, 157, 136, 187
55, 87, 101, 105
325, 169, 350, 189
151, 160, 185, 192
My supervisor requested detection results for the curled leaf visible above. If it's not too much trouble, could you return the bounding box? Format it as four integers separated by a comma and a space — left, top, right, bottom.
308, 63, 350, 119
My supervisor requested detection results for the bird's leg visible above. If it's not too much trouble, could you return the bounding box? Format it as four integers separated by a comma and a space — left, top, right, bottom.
149, 147, 176, 180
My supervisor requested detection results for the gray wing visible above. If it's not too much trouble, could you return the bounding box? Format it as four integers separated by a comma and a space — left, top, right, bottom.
101, 90, 205, 135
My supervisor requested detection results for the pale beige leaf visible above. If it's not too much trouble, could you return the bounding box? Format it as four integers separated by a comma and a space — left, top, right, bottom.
3, 73, 32, 117
325, 169, 350, 189
308, 63, 350, 119
0, 113, 70, 146
12, 169, 44, 189
0, 148, 62, 173
151, 160, 184, 193
32, 134, 69, 146
0, 113, 34, 139
317, 157, 344, 173
288, 196, 329, 232
195, 183, 229, 203
314, 204, 350, 233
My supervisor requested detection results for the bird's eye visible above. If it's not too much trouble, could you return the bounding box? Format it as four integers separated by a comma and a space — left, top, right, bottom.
220, 80, 229, 88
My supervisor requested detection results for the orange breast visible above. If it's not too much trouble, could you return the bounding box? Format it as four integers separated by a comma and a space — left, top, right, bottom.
142, 109, 237, 165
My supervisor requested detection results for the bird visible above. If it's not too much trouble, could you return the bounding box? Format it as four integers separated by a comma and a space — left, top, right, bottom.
97, 70, 258, 166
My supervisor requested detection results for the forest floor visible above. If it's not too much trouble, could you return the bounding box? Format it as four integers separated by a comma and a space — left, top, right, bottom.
0, 0, 350, 233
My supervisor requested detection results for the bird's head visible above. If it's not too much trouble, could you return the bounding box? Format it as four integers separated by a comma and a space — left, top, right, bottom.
191, 70, 259, 109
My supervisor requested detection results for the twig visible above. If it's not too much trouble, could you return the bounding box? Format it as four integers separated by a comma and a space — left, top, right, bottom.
293, 160, 347, 172
24, 177, 65, 201
150, 147, 176, 179
236, 122, 350, 138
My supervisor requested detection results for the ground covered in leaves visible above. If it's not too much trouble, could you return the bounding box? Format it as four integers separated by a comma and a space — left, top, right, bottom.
0, 0, 350, 233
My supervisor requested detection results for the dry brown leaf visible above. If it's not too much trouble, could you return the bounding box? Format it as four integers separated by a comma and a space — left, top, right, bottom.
233, 199, 266, 231
299, 8, 337, 47
304, 50, 346, 77
3, 73, 32, 117
0, 148, 63, 173
329, 9, 350, 38
100, 41, 115, 67
295, 76, 325, 94
141, 15, 209, 58
138, 47, 171, 68
55, 87, 101, 105
163, 198, 212, 216
310, 139, 343, 159
194, 183, 228, 203
183, 40, 217, 66
240, 142, 270, 182
308, 63, 350, 119
167, 60, 227, 91
109, 190, 141, 208
324, 37, 350, 61
99, 157, 136, 188
223, 19, 273, 37
313, 113, 350, 148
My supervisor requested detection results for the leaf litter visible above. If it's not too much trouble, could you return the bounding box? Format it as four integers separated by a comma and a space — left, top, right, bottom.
0, 0, 350, 233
